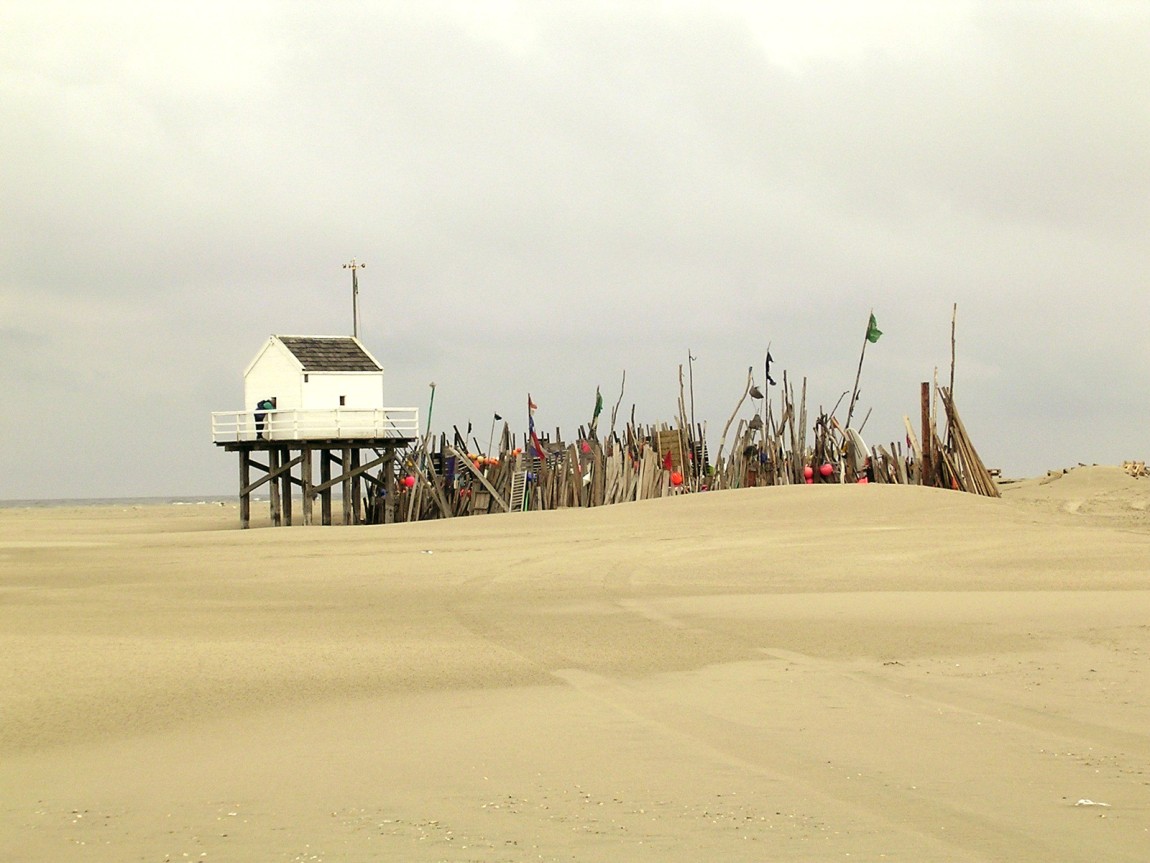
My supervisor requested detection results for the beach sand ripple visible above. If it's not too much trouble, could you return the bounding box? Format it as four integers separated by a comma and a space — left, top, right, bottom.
3, 467, 1149, 861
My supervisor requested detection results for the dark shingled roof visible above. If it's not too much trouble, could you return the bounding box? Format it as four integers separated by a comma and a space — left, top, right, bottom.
277, 336, 382, 372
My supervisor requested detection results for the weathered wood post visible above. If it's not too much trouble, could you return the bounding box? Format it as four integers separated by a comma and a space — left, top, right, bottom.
350, 448, 363, 525
342, 446, 353, 525
300, 447, 313, 526
320, 450, 333, 526
384, 450, 396, 524
269, 447, 282, 526
920, 381, 933, 487
281, 447, 294, 526
239, 450, 251, 529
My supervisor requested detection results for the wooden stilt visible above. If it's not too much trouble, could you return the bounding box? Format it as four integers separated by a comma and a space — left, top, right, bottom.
221, 433, 416, 529
301, 447, 313, 526
240, 449, 251, 529
386, 453, 395, 527
269, 447, 282, 526
320, 450, 333, 526
281, 446, 293, 526
351, 448, 363, 525
342, 447, 353, 525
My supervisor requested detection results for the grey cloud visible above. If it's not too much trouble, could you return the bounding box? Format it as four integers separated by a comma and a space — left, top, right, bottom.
2, 2, 1147, 497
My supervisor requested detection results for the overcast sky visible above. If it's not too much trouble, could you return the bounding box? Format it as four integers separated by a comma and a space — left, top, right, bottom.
3, 1, 1148, 499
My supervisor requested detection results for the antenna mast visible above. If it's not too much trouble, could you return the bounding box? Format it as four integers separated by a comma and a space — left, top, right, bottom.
342, 259, 365, 338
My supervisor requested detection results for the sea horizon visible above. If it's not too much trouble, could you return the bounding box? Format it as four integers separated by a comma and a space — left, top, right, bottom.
0, 495, 237, 509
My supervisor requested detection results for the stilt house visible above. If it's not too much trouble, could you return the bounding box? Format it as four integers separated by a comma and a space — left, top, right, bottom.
212, 335, 419, 528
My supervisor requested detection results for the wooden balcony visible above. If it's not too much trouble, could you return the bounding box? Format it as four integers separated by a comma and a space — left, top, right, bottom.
211, 408, 419, 446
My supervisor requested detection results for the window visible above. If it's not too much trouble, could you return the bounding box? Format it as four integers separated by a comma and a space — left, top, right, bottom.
339, 395, 346, 406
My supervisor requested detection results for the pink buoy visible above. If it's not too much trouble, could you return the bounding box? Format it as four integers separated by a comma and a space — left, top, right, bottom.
820, 463, 833, 477
805, 477, 814, 484
803, 466, 814, 480
857, 477, 869, 484
403, 475, 416, 488
671, 471, 684, 487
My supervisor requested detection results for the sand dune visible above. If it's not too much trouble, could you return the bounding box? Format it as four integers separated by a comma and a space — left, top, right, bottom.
2, 467, 1149, 861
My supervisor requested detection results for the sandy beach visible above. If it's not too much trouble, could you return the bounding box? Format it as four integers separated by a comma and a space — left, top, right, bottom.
2, 466, 1148, 861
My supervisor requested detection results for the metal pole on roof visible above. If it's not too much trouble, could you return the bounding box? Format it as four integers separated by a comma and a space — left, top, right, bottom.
342, 259, 365, 339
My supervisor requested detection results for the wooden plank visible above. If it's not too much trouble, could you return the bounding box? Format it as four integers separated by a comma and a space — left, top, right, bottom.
590, 443, 605, 507
446, 444, 510, 512
418, 453, 454, 519
304, 449, 394, 521
903, 416, 923, 462
644, 446, 661, 499
308, 452, 386, 494
920, 381, 933, 487
568, 444, 582, 508
240, 454, 301, 496
605, 448, 620, 505
618, 448, 628, 502
655, 429, 685, 473
873, 445, 891, 483
940, 388, 1000, 498
893, 441, 908, 485
470, 489, 491, 514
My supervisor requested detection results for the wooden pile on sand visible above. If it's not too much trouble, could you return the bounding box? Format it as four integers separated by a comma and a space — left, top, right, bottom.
371, 375, 999, 523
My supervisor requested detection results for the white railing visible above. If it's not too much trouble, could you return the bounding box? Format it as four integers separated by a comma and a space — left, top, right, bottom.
211, 408, 420, 443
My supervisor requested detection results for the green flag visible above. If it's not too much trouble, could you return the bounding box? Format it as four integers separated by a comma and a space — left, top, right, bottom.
866, 313, 882, 344
593, 387, 603, 419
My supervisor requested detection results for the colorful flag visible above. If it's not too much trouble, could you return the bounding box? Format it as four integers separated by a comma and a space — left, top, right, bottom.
528, 394, 546, 460
866, 313, 883, 344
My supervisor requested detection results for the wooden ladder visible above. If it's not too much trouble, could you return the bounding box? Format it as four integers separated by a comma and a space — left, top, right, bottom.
509, 470, 528, 512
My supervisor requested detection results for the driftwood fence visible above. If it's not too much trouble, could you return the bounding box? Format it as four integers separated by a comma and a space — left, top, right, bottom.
368, 376, 998, 524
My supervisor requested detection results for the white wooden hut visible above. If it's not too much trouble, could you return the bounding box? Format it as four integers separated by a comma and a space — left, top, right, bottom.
244, 334, 385, 411
212, 334, 419, 528
212, 335, 418, 443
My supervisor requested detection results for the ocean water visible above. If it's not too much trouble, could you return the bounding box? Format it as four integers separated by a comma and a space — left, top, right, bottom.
0, 496, 235, 509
